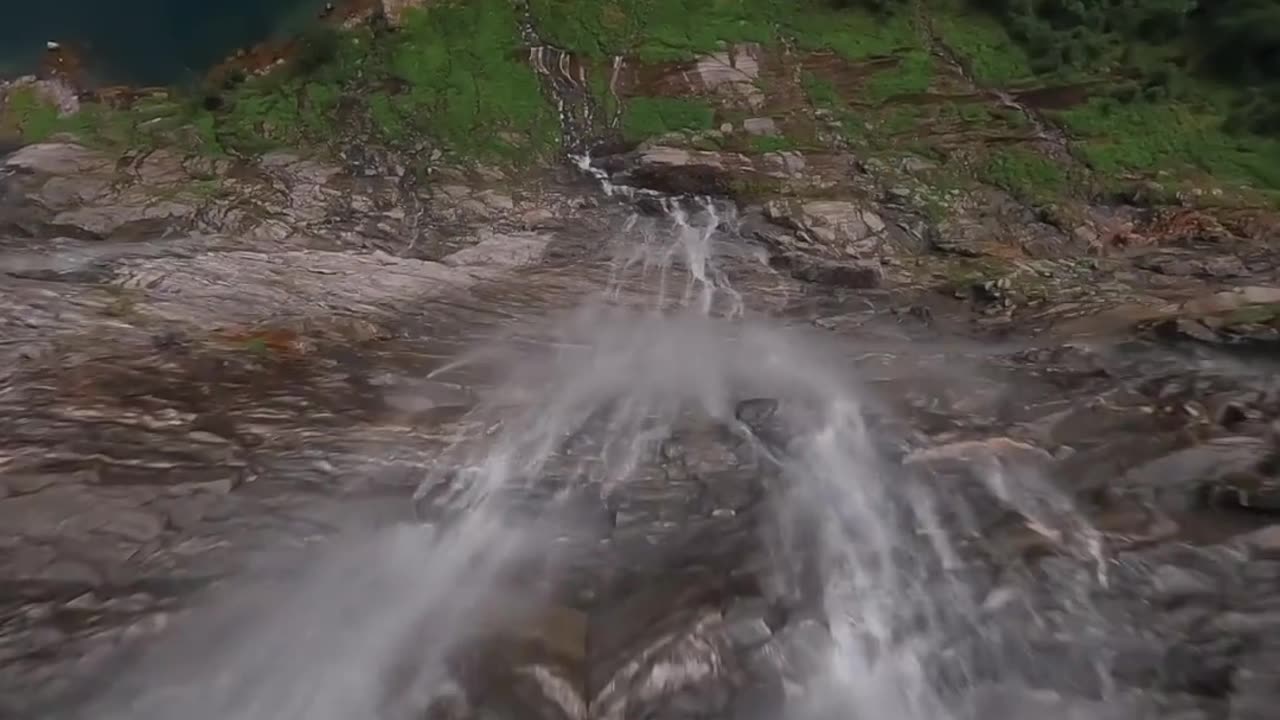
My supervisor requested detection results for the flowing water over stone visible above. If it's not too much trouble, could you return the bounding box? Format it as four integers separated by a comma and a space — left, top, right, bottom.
54, 189, 1127, 720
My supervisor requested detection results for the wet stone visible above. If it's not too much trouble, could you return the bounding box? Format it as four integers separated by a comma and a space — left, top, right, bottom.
764, 618, 831, 680
772, 254, 885, 289
698, 471, 762, 514
724, 598, 773, 650
1119, 438, 1270, 512
1148, 565, 1221, 604
1241, 525, 1280, 558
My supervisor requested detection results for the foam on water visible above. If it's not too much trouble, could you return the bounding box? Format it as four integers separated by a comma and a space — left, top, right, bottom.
71, 182, 1112, 720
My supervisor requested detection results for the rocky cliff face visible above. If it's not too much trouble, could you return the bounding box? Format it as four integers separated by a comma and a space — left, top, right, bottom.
4, 3, 1280, 719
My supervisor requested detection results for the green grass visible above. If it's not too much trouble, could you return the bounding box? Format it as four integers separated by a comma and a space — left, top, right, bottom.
588, 61, 621, 124
367, 93, 409, 143
932, 10, 1033, 85
1055, 97, 1280, 190
879, 105, 927, 134
526, 0, 920, 63
787, 0, 935, 122
621, 96, 716, 142
1224, 303, 1280, 326
866, 51, 933, 102
528, 0, 783, 61
784, 6, 915, 59
2, 87, 196, 151
977, 146, 1071, 204
14, 0, 1274, 201
748, 134, 798, 153
387, 1, 559, 160
802, 71, 841, 110
3, 87, 61, 142
6, 1, 559, 166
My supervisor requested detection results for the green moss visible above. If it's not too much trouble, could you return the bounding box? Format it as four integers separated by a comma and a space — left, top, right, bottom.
621, 96, 716, 142
1224, 303, 1280, 326
748, 134, 798, 153
4, 88, 61, 142
726, 174, 785, 201
978, 146, 1070, 204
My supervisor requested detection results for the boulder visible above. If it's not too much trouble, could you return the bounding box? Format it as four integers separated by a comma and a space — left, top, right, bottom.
743, 118, 779, 136
613, 147, 749, 196
1146, 287, 1280, 347
692, 45, 765, 109
1117, 437, 1272, 511
762, 199, 887, 258
770, 253, 883, 289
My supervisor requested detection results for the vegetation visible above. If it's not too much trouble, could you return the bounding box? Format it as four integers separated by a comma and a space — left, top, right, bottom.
2, 87, 60, 141
865, 52, 932, 101
526, 0, 783, 61
4, 0, 559, 165
977, 146, 1072, 205
748, 134, 800, 153
195, 1, 560, 162
526, 0, 919, 61
5, 0, 1279, 196
801, 72, 841, 111
961, 0, 1280, 135
785, 3, 915, 58
933, 8, 1033, 84
1054, 97, 1280, 190
620, 97, 716, 142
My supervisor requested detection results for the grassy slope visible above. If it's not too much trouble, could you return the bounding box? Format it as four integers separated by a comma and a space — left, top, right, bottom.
4, 0, 559, 166
3, 0, 1277, 201
927, 0, 1280, 197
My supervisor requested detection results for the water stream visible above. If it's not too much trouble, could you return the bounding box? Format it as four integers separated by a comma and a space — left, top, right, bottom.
61, 154, 1119, 718
57, 16, 1118, 715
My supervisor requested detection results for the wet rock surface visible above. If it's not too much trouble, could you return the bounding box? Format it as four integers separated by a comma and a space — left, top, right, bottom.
3, 137, 1280, 720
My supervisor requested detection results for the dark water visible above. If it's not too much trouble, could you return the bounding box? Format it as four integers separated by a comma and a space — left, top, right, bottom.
1, 0, 331, 85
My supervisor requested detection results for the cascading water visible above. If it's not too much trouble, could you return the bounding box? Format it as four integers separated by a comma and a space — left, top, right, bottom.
67, 190, 1116, 719
60, 55, 1116, 712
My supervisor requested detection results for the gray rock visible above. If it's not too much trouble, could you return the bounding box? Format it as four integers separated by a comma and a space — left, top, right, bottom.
0, 487, 164, 542
1241, 526, 1280, 558
1120, 438, 1269, 511
768, 618, 832, 679
774, 254, 884, 289
763, 200, 887, 256
1149, 565, 1219, 603
743, 117, 779, 136
724, 598, 772, 649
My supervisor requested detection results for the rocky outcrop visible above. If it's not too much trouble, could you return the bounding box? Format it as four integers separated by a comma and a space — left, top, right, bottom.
0, 76, 80, 116
1, 141, 577, 255
5, 23, 1280, 717
761, 199, 889, 257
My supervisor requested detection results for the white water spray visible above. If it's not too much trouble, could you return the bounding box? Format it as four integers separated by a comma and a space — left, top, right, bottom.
67, 154, 1113, 720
